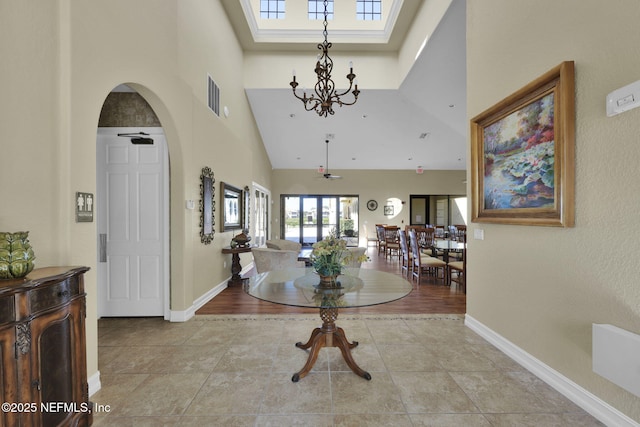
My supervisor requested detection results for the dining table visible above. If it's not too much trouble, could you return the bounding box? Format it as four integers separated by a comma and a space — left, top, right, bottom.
243, 267, 412, 382
432, 239, 465, 263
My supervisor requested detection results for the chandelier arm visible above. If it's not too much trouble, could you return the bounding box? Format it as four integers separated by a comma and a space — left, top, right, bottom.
304, 99, 322, 112
333, 85, 355, 98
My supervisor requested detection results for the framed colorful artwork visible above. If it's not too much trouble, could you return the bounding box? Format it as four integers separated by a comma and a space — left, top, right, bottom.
470, 61, 575, 227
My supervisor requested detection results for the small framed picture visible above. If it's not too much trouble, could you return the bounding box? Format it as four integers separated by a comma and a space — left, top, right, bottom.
384, 205, 394, 216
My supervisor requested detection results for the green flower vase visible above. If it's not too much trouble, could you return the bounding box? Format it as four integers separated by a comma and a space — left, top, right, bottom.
0, 231, 36, 279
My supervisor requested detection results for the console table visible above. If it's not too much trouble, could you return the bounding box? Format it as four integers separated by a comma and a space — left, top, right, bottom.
221, 246, 252, 286
0, 266, 91, 427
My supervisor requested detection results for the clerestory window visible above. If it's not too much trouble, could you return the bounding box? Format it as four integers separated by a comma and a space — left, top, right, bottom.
356, 0, 382, 20
260, 0, 285, 19
308, 0, 334, 20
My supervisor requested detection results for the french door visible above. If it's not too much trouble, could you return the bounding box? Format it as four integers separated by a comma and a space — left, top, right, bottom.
252, 183, 270, 247
282, 195, 358, 246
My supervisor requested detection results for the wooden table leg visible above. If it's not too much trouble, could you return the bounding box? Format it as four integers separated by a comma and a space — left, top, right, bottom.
292, 308, 371, 382
228, 252, 245, 286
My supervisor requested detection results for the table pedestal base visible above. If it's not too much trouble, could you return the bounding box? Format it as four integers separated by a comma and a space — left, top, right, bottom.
292, 307, 371, 382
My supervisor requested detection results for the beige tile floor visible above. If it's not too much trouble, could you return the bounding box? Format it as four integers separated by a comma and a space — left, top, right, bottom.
92, 314, 604, 426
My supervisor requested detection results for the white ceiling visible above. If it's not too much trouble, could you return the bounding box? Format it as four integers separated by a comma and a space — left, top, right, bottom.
236, 0, 467, 171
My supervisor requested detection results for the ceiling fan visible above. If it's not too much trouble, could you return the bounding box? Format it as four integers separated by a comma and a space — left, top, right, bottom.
319, 139, 341, 179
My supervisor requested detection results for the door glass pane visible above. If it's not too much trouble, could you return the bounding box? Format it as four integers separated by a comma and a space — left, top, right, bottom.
339, 197, 358, 237
321, 197, 338, 240
302, 197, 319, 245
253, 187, 269, 247
284, 196, 301, 244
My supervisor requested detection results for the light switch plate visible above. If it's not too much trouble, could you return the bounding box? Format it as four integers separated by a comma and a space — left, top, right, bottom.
474, 229, 484, 240
606, 79, 640, 117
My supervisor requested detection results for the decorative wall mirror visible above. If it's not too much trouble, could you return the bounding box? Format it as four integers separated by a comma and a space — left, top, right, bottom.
244, 185, 250, 234
200, 167, 215, 244
221, 182, 243, 232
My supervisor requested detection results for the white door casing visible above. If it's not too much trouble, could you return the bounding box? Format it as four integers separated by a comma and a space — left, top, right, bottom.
96, 127, 169, 318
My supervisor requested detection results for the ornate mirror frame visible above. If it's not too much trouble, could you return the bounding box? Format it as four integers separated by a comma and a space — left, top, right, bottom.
243, 185, 250, 234
199, 167, 215, 244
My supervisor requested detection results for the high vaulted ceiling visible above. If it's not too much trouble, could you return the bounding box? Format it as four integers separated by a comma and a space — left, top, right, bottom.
221, 0, 466, 171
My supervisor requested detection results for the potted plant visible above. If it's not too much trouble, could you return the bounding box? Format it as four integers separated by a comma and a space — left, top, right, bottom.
342, 219, 355, 237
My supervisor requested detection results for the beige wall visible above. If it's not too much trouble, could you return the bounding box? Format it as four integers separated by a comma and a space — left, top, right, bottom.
272, 169, 466, 243
1, 0, 272, 385
467, 0, 640, 421
4, 0, 640, 421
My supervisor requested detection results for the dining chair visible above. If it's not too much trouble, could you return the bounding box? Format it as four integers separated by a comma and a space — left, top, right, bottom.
375, 225, 387, 256
447, 225, 457, 239
408, 229, 447, 285
398, 230, 412, 277
383, 226, 401, 261
251, 248, 305, 274
416, 226, 438, 258
363, 223, 379, 248
447, 245, 466, 293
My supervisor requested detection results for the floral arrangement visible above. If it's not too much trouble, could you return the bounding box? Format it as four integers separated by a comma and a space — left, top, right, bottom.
310, 229, 368, 277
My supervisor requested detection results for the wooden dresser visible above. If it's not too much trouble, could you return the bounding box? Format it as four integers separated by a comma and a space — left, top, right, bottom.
0, 267, 91, 427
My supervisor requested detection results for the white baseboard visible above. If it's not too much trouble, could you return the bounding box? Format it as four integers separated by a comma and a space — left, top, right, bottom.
88, 370, 101, 397
168, 262, 254, 322
169, 280, 227, 322
465, 315, 639, 427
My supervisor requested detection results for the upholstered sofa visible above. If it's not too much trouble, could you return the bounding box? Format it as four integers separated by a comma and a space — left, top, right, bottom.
251, 247, 304, 273
265, 239, 302, 252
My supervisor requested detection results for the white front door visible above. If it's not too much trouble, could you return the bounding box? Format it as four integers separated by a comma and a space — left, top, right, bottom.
96, 127, 168, 317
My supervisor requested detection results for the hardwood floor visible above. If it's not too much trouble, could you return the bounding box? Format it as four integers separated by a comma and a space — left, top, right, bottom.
196, 246, 466, 315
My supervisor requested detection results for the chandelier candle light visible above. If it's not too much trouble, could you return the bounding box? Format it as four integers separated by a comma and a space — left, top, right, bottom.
289, 0, 360, 117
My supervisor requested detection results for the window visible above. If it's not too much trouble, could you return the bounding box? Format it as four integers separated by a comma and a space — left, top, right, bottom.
308, 0, 333, 20
260, 0, 285, 19
356, 0, 381, 20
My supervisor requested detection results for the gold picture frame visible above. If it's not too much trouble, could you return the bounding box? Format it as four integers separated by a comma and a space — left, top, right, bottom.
470, 61, 575, 227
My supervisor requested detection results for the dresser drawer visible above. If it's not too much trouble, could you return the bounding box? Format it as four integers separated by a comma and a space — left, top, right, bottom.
0, 294, 15, 323
30, 276, 80, 312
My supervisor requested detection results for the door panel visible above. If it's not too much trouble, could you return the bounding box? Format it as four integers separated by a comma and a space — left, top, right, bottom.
97, 128, 167, 317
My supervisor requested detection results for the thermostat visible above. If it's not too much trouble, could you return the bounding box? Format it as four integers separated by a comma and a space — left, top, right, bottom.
606, 79, 640, 117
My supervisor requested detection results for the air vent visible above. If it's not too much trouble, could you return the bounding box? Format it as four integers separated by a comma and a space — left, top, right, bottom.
207, 75, 220, 116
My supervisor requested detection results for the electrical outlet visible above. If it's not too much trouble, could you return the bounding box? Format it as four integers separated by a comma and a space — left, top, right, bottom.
223, 261, 227, 268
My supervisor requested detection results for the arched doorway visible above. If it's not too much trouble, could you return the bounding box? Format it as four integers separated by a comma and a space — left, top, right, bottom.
95, 85, 170, 318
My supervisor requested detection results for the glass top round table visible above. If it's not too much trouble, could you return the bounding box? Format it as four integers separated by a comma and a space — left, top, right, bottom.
243, 267, 413, 382
243, 267, 412, 309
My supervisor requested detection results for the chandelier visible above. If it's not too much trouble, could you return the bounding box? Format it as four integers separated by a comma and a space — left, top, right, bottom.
289, 0, 360, 117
